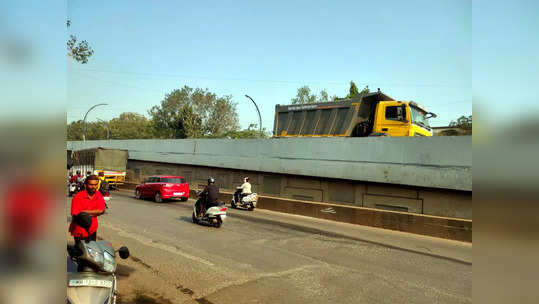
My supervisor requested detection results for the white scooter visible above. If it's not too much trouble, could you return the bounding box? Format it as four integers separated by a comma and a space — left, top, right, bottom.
68, 182, 77, 196
192, 191, 227, 228
67, 212, 130, 304
231, 189, 258, 211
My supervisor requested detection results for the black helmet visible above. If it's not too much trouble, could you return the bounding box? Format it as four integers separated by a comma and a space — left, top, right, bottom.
76, 170, 81, 174
207, 177, 215, 184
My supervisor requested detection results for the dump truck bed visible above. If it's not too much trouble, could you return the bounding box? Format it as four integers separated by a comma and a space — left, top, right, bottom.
273, 91, 394, 137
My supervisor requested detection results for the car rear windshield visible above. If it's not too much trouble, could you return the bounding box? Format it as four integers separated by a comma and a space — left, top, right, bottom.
161, 177, 186, 183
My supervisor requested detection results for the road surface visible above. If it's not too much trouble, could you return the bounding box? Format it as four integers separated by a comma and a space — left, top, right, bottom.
66, 190, 472, 304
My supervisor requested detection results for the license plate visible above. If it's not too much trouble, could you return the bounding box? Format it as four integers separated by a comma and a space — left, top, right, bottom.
68, 279, 112, 288
173, 192, 184, 196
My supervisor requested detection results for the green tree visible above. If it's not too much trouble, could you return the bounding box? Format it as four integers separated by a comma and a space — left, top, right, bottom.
67, 19, 94, 64
348, 81, 359, 97
448, 115, 472, 135
291, 86, 317, 104
318, 90, 329, 102
108, 112, 153, 139
67, 120, 107, 140
345, 81, 369, 99
149, 86, 240, 138
291, 86, 331, 104
203, 124, 270, 139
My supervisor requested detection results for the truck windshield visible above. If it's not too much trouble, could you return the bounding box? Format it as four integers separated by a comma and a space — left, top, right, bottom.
410, 106, 430, 128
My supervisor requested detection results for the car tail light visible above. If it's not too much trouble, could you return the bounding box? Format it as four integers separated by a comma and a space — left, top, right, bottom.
220, 207, 227, 212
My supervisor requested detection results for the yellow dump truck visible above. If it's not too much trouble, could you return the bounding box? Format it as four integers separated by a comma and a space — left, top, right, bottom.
273, 90, 436, 137
70, 147, 129, 188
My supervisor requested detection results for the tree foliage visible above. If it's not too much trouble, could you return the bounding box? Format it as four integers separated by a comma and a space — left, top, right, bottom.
204, 124, 270, 139
66, 112, 153, 140
345, 81, 369, 99
109, 112, 153, 139
448, 115, 472, 135
67, 120, 108, 141
67, 19, 94, 64
148, 86, 240, 138
291, 86, 331, 104
66, 110, 265, 140
292, 81, 370, 104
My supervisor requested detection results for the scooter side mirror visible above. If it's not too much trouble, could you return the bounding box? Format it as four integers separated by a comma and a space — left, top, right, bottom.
118, 246, 130, 259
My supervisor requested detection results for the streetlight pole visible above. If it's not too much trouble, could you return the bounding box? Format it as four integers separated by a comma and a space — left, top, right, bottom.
82, 103, 107, 141
96, 118, 110, 140
244, 95, 262, 138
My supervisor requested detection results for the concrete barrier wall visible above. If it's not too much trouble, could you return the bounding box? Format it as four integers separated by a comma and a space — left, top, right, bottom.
121, 160, 471, 219
67, 136, 471, 191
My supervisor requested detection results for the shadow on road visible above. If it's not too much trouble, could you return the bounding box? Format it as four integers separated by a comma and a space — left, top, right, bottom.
117, 292, 174, 304
116, 263, 136, 278
179, 215, 193, 223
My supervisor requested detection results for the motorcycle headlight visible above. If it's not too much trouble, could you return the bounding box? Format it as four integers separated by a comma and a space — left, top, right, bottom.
87, 246, 104, 267
103, 251, 116, 273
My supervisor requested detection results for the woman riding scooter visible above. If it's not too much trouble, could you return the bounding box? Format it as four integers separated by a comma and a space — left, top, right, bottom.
234, 177, 252, 204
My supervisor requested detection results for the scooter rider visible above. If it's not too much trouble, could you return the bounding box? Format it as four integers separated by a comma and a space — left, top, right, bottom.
71, 170, 82, 183
97, 171, 107, 194
234, 177, 252, 203
199, 177, 219, 217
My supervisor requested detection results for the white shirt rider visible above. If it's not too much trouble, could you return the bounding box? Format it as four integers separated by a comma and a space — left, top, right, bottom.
238, 178, 252, 195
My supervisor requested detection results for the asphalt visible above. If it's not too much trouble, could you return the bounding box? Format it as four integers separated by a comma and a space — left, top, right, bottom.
68, 190, 472, 304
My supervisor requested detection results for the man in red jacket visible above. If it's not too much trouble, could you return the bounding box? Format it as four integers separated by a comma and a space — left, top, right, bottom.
69, 175, 106, 243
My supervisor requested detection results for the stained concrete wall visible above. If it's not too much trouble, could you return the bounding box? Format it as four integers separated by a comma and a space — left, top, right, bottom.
67, 136, 471, 191
123, 160, 471, 219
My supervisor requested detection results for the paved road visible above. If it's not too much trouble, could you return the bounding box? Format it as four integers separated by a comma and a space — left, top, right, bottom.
68, 191, 471, 304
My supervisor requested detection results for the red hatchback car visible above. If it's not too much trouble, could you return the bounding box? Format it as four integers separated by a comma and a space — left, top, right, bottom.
135, 175, 190, 203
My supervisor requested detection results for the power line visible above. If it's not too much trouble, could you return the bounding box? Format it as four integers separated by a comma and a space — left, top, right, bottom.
71, 67, 467, 88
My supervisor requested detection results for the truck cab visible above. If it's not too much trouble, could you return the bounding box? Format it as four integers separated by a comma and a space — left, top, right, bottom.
373, 101, 435, 137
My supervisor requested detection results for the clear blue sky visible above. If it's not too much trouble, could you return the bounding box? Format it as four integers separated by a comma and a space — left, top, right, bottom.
65, 0, 472, 128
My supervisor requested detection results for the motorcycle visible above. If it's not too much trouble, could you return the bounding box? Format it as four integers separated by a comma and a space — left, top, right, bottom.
67, 212, 130, 304
231, 189, 258, 211
68, 181, 77, 196
192, 191, 227, 228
